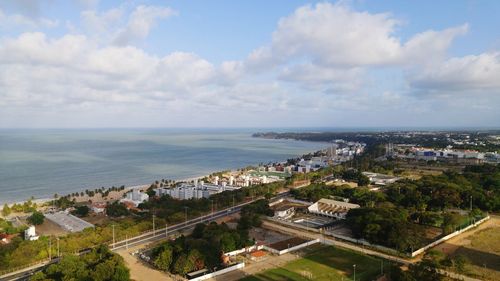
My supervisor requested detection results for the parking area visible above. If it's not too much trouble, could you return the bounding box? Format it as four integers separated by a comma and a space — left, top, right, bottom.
291, 214, 336, 229
249, 227, 292, 245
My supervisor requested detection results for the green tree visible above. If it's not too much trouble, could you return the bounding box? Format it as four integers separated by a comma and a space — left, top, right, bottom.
154, 245, 173, 271
27, 211, 45, 225
220, 233, 236, 252
105, 202, 129, 217
2, 204, 11, 217
72, 205, 89, 217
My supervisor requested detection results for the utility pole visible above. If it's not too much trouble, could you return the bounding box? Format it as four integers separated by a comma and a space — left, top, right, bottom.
57, 237, 60, 257
211, 200, 214, 216
184, 206, 188, 225
112, 224, 115, 250
165, 223, 168, 239
48, 239, 52, 260
152, 214, 156, 236
470, 195, 473, 211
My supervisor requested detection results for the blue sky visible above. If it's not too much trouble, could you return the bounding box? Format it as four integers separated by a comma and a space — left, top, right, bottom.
0, 0, 499, 128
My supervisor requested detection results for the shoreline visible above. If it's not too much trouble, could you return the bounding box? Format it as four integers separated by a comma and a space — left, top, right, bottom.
0, 140, 331, 210
0, 174, 215, 211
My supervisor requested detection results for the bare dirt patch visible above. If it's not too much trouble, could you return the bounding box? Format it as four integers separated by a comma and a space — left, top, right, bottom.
35, 218, 68, 237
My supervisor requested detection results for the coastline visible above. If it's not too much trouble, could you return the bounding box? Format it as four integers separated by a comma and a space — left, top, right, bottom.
0, 174, 211, 211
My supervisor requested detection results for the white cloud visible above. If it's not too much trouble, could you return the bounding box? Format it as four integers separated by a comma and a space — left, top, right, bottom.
247, 3, 466, 69
279, 63, 364, 92
240, 2, 470, 95
0, 1, 498, 128
0, 8, 58, 29
113, 5, 176, 46
80, 7, 123, 36
410, 52, 500, 92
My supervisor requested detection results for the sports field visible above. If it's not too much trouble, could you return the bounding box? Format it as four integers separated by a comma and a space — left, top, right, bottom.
240, 245, 386, 281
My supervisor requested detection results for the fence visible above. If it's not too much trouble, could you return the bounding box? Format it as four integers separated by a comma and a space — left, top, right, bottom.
265, 217, 405, 257
224, 245, 263, 257
263, 239, 320, 255
0, 259, 50, 277
189, 263, 245, 281
409, 216, 490, 257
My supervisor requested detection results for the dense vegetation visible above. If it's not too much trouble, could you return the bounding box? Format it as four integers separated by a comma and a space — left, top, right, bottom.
387, 165, 500, 212
29, 245, 129, 281
27, 211, 45, 225
293, 164, 498, 252
150, 200, 272, 276
0, 218, 25, 235
0, 218, 153, 271
105, 202, 130, 217
2, 200, 38, 216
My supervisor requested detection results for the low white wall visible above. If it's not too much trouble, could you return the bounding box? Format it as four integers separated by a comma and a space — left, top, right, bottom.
263, 238, 320, 255
189, 263, 245, 281
410, 216, 490, 257
224, 245, 263, 257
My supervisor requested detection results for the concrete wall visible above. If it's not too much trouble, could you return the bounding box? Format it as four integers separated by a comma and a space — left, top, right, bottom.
189, 263, 245, 281
410, 216, 490, 257
224, 245, 263, 257
263, 239, 320, 255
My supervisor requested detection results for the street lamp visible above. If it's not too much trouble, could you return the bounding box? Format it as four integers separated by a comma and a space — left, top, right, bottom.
353, 264, 356, 281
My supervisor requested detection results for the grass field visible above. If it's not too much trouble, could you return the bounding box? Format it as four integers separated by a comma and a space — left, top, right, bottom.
241, 245, 386, 281
452, 226, 500, 281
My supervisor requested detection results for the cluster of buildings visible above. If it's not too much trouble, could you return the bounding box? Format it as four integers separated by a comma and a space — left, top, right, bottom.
388, 145, 500, 164
263, 141, 366, 174
271, 197, 360, 221
154, 179, 241, 200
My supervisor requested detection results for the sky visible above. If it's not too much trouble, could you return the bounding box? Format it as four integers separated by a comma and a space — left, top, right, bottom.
0, 0, 499, 128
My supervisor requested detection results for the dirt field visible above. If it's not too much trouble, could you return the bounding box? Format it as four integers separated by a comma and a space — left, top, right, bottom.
268, 237, 309, 251
35, 219, 68, 236
400, 169, 443, 180
432, 215, 500, 281
116, 245, 174, 281
82, 213, 112, 226
249, 227, 291, 245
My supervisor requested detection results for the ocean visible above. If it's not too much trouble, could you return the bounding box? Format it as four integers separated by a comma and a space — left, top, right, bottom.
0, 128, 328, 204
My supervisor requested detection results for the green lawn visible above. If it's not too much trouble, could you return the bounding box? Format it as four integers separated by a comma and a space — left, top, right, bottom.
241, 245, 386, 281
